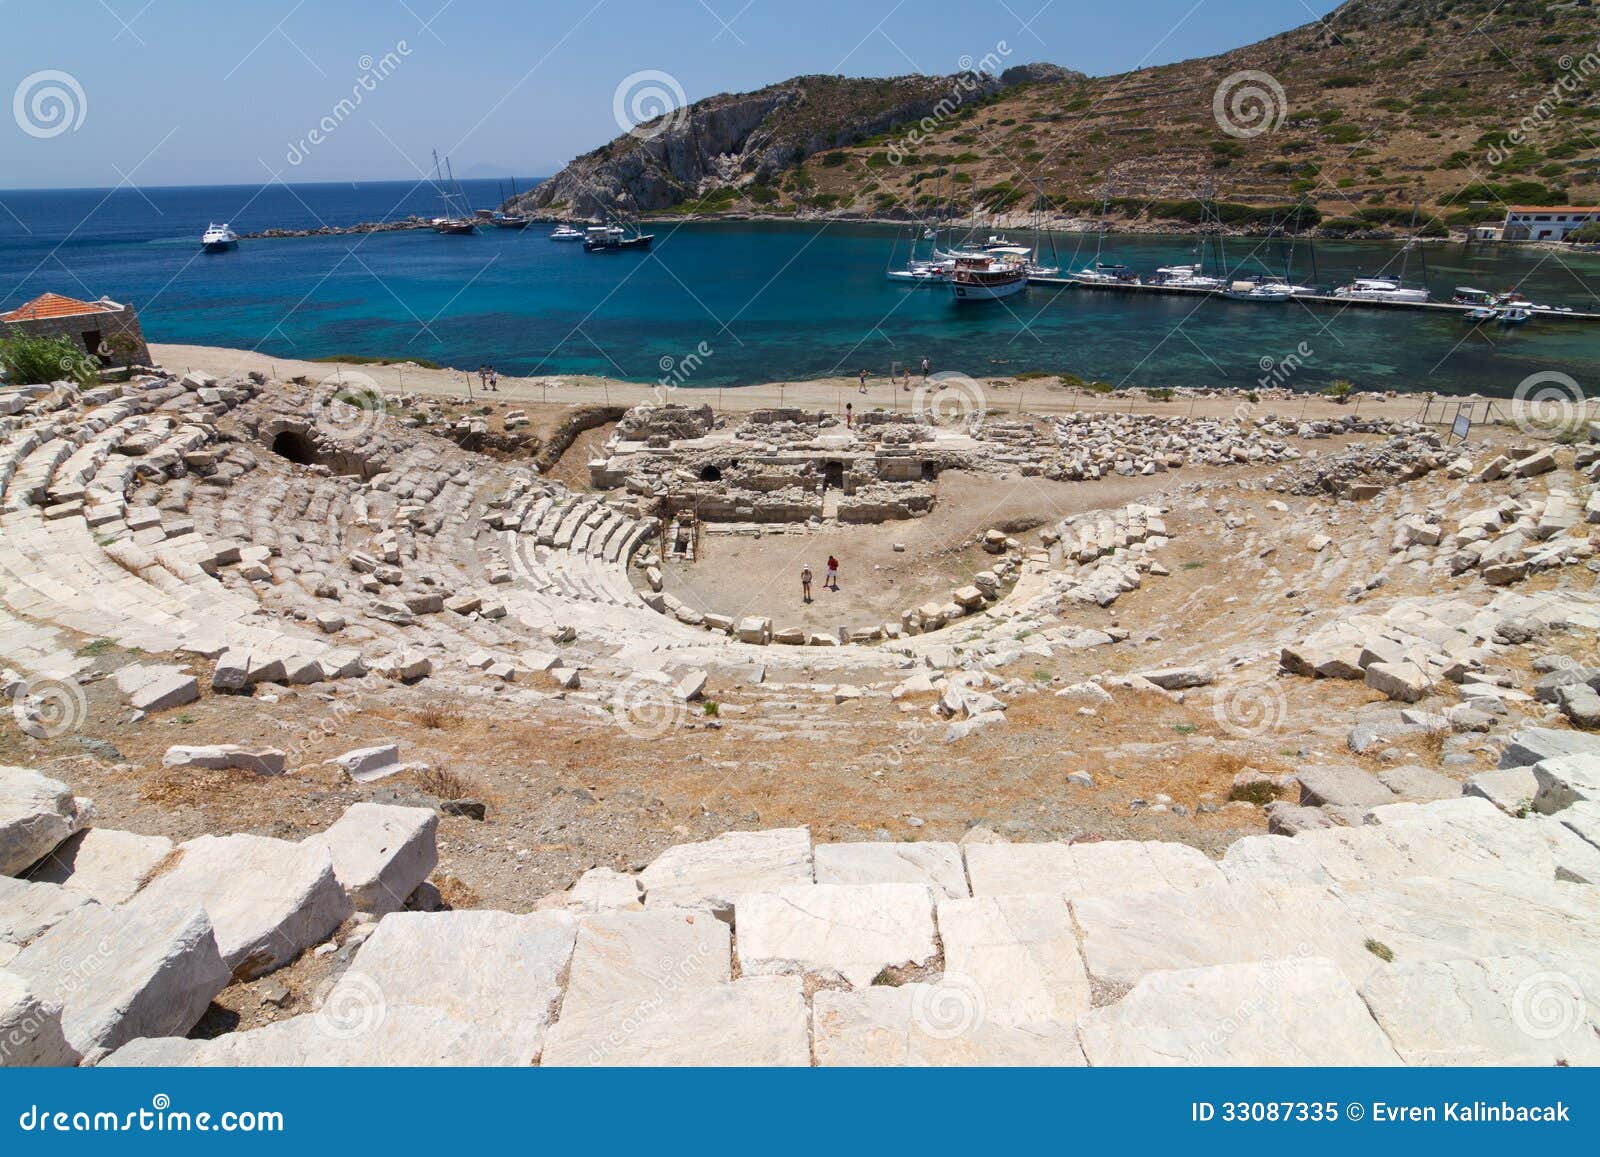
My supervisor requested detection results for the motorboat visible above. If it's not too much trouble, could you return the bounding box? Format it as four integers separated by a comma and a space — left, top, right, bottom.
949, 254, 1027, 302
549, 225, 585, 241
1499, 306, 1532, 326
1332, 277, 1430, 304
583, 224, 653, 252
887, 259, 953, 287
1071, 262, 1140, 286
1148, 263, 1223, 290
200, 223, 238, 253
1223, 279, 1292, 301
1463, 306, 1498, 324
1452, 287, 1496, 306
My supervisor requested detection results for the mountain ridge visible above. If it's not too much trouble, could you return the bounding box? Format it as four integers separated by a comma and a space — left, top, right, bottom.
514, 0, 1600, 236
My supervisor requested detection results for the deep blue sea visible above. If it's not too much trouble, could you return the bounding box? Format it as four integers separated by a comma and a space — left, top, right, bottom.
2, 179, 1597, 393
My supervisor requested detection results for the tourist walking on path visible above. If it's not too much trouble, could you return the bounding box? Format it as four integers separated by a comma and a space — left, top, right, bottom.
488, 366, 499, 392
920, 356, 931, 381
801, 564, 813, 603
902, 366, 912, 390
858, 368, 868, 394
826, 555, 839, 591
478, 364, 488, 391
845, 402, 853, 428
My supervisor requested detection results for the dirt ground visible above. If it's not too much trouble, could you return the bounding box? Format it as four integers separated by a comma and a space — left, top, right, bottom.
151, 342, 1439, 429
657, 468, 1189, 632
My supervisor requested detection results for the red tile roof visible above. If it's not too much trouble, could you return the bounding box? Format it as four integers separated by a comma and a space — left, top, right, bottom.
0, 292, 118, 322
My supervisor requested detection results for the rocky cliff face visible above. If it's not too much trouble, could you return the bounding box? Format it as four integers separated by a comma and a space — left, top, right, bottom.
514, 67, 1081, 219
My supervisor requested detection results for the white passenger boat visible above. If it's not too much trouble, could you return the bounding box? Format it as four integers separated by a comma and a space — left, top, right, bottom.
200, 223, 238, 253
549, 225, 585, 241
949, 255, 1027, 302
1148, 263, 1222, 290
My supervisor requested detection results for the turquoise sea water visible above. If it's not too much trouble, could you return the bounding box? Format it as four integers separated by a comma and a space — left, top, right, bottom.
2, 181, 1597, 392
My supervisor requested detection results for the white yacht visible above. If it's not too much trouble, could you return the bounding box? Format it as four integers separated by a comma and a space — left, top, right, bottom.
549, 225, 585, 241
1333, 277, 1430, 304
1072, 262, 1140, 287
1148, 263, 1222, 290
200, 223, 238, 253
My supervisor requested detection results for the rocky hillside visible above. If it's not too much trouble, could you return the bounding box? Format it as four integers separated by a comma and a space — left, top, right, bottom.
519, 0, 1599, 235
517, 65, 1082, 219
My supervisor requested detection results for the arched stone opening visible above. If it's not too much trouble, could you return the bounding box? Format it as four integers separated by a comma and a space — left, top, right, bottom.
700, 464, 723, 483
271, 430, 316, 465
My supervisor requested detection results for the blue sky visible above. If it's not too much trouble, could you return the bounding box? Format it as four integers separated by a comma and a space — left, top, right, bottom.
2, 0, 1345, 189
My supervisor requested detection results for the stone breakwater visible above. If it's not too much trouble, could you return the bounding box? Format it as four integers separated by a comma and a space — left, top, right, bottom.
3, 762, 1598, 1066
239, 218, 435, 240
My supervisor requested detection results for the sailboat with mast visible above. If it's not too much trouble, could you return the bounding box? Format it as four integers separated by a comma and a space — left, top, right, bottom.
430, 151, 478, 235
491, 177, 532, 229
1335, 191, 1432, 304
1072, 171, 1139, 286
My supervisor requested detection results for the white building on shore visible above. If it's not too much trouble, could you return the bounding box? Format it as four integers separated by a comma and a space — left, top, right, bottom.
1499, 205, 1600, 241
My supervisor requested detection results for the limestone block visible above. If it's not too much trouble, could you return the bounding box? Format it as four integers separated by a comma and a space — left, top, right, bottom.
132, 834, 350, 978
1077, 958, 1402, 1065
162, 745, 286, 776
965, 839, 1222, 899
1, 767, 91, 877
814, 842, 969, 898
542, 975, 808, 1066
0, 875, 96, 948
735, 882, 937, 988
0, 972, 80, 1067
319, 910, 578, 1064
26, 828, 173, 904
307, 803, 437, 916
1361, 955, 1600, 1066
812, 984, 1084, 1066
937, 894, 1091, 1024
639, 827, 813, 918
8, 902, 229, 1057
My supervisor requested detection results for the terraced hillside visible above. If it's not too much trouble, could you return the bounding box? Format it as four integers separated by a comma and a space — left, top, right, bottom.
520, 0, 1600, 235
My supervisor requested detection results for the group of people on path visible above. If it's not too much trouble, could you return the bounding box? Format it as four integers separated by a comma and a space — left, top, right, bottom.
476, 364, 500, 392
854, 358, 932, 395
800, 556, 839, 603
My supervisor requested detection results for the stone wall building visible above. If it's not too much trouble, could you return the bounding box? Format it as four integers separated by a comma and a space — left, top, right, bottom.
0, 292, 151, 366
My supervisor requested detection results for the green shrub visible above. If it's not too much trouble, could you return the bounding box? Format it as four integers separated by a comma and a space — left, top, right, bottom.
0, 334, 98, 386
